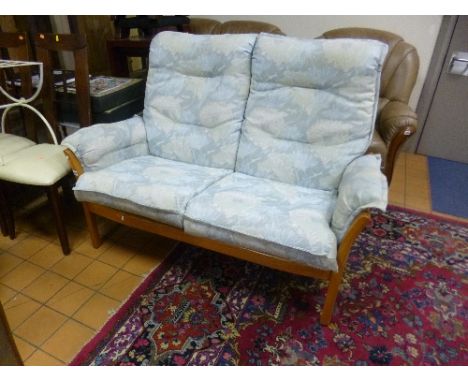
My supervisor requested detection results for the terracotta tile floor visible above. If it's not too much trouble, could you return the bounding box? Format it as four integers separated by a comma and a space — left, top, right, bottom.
0, 152, 465, 365
1, 195, 177, 365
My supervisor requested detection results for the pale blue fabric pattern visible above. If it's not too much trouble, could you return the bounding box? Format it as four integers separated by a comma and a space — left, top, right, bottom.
332, 154, 388, 241
73, 155, 231, 228
236, 33, 388, 190
184, 172, 339, 271
143, 31, 257, 170
62, 116, 148, 172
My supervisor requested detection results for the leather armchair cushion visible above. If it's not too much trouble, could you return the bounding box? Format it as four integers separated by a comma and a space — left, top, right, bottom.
187, 18, 220, 34
189, 18, 284, 35
216, 20, 284, 35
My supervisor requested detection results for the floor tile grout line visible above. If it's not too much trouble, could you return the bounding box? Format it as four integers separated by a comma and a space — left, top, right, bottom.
0, 263, 48, 299
5, 294, 43, 330
6, 284, 98, 333
12, 292, 104, 359
24, 346, 66, 365
0, 281, 20, 304
99, 273, 143, 294
31, 314, 82, 361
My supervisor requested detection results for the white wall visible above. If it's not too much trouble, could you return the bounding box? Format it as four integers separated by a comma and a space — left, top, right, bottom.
196, 15, 442, 109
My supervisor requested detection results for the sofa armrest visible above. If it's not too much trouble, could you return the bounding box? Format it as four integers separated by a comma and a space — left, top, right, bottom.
378, 101, 417, 144
332, 155, 388, 241
61, 116, 148, 172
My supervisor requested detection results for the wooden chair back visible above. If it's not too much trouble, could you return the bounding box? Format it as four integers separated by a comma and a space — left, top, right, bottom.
33, 32, 91, 139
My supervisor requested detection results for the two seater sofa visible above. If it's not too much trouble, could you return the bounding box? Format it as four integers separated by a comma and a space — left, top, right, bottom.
63, 31, 389, 324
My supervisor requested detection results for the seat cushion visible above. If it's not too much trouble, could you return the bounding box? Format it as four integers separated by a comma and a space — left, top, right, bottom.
73, 156, 231, 228
144, 31, 256, 170
236, 33, 388, 190
184, 173, 338, 271
0, 134, 35, 165
0, 144, 70, 186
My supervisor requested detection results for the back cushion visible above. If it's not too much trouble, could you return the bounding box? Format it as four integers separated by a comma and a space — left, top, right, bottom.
236, 33, 388, 190
144, 31, 256, 170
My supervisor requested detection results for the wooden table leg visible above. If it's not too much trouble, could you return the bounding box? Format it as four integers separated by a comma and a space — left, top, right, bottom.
0, 184, 8, 236
0, 302, 23, 366
46, 183, 70, 255
0, 207, 8, 237
0, 182, 15, 239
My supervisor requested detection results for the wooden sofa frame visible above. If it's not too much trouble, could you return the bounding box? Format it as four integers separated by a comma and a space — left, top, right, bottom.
65, 148, 371, 325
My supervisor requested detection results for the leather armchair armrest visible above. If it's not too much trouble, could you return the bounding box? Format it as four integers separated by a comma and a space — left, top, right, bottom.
378, 101, 417, 144
332, 155, 388, 242
61, 115, 148, 173
378, 101, 418, 182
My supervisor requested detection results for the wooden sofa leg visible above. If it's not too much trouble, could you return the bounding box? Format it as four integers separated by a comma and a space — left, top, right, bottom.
320, 271, 345, 325
47, 184, 70, 255
82, 203, 101, 248
320, 210, 372, 325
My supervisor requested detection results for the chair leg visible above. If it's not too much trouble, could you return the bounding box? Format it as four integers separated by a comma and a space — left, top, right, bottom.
0, 214, 7, 237
46, 184, 70, 255
0, 183, 15, 239
82, 202, 102, 248
0, 206, 8, 237
0, 301, 23, 366
0, 186, 8, 236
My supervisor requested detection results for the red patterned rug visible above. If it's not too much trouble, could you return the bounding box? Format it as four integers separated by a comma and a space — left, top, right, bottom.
71, 207, 468, 365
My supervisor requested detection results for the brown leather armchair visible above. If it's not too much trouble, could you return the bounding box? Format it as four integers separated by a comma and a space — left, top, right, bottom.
189, 20, 419, 184
189, 18, 284, 35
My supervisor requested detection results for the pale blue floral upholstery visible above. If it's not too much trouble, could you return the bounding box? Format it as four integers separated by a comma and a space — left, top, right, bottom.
144, 32, 257, 170
184, 173, 339, 271
73, 156, 231, 228
236, 33, 388, 190
62, 116, 148, 172
332, 154, 388, 241
63, 33, 389, 273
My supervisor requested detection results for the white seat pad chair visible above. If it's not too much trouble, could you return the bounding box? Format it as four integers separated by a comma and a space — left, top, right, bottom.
0, 133, 35, 165
0, 144, 69, 186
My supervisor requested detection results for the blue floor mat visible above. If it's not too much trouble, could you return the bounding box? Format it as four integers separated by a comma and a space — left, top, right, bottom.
428, 156, 468, 219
